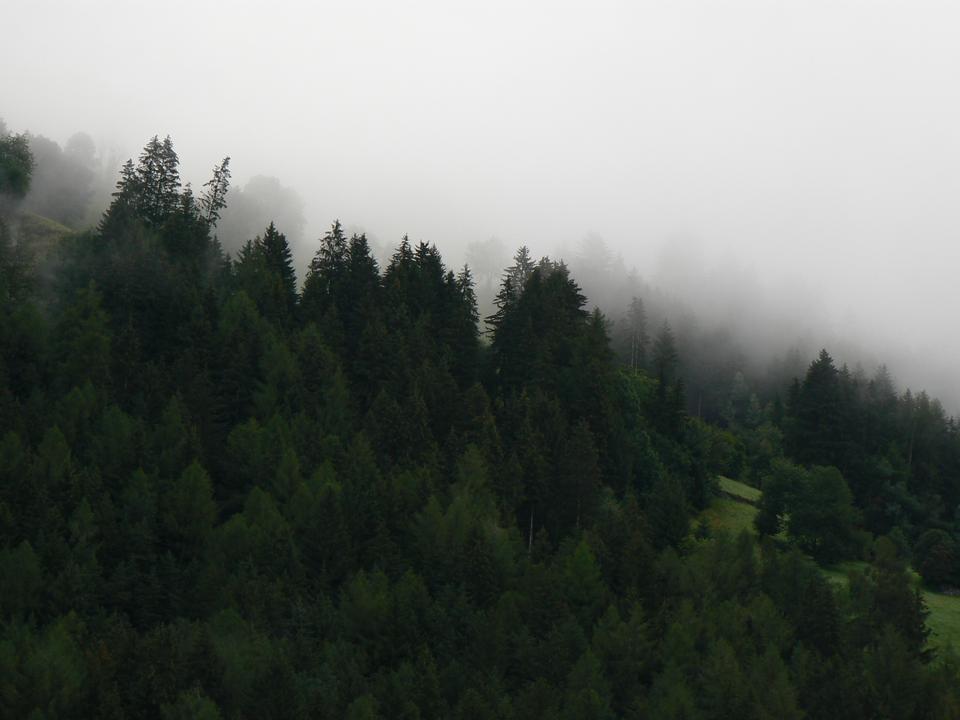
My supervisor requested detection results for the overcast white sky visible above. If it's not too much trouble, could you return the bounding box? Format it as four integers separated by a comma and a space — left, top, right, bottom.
3, 0, 958, 407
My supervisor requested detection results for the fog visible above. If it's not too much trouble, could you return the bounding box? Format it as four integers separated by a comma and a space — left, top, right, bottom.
3, 0, 958, 409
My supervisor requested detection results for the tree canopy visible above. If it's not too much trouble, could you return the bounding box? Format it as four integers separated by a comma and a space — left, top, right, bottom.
0, 135, 958, 719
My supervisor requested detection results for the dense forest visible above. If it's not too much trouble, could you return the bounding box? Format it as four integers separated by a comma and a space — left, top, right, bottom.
2, 129, 960, 719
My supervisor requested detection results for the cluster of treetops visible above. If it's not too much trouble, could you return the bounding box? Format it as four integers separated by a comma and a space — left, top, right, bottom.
0, 131, 959, 718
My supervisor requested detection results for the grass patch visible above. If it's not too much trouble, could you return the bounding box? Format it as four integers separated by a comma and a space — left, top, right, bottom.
698, 497, 757, 536
925, 591, 960, 652
717, 476, 762, 504
13, 213, 74, 259
695, 477, 760, 537
820, 561, 869, 587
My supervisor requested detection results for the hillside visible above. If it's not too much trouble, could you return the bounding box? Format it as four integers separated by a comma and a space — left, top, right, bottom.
2, 133, 960, 718
699, 477, 960, 654
9, 211, 74, 261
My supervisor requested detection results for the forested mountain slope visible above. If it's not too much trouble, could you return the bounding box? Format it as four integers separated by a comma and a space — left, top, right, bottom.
1, 134, 959, 718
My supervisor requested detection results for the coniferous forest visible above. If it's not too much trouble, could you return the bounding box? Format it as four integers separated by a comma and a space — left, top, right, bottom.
2, 131, 960, 719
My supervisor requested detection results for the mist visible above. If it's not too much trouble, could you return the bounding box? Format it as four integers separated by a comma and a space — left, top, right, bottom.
3, 0, 958, 409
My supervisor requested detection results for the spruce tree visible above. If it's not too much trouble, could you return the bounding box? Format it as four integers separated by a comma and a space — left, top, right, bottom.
487, 245, 535, 328
259, 222, 297, 319
302, 220, 348, 316
626, 296, 648, 372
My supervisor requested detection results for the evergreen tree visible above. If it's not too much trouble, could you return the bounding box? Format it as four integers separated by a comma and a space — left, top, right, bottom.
0, 130, 34, 204
487, 245, 535, 328
789, 349, 845, 466
135, 135, 182, 226
626, 296, 648, 372
651, 322, 684, 437
302, 219, 349, 320
556, 420, 601, 533
199, 157, 231, 228
258, 222, 297, 319
913, 529, 956, 588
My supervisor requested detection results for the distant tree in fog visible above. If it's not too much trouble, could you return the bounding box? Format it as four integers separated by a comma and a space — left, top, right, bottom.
199, 156, 231, 228
465, 236, 507, 287
216, 175, 305, 258
652, 322, 684, 436
20, 132, 97, 226
626, 296, 648, 372
101, 135, 185, 230
653, 322, 679, 386
488, 245, 535, 327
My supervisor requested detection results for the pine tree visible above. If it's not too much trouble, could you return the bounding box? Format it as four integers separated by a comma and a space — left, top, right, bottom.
55, 282, 112, 392
789, 349, 844, 467
487, 245, 535, 329
652, 322, 678, 386
450, 264, 480, 383
135, 135, 182, 225
259, 222, 298, 320
341, 232, 382, 358
556, 420, 601, 533
626, 296, 648, 372
651, 322, 684, 437
199, 157, 231, 228
302, 220, 349, 320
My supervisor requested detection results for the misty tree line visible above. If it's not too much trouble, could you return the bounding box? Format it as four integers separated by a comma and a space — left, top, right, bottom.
608, 286, 960, 582
1, 132, 960, 718
0, 119, 306, 263
555, 226, 960, 584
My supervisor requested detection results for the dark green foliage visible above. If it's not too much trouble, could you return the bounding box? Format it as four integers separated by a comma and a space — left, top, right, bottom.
914, 529, 957, 588
624, 296, 648, 372
651, 322, 685, 438
647, 474, 689, 550
847, 537, 931, 660
787, 349, 846, 466
0, 130, 34, 201
0, 215, 34, 305
489, 260, 589, 398
301, 219, 349, 332
756, 459, 860, 562
0, 138, 956, 719
233, 222, 298, 325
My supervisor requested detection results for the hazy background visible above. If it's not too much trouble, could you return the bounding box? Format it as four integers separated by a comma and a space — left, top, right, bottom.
2, 0, 958, 409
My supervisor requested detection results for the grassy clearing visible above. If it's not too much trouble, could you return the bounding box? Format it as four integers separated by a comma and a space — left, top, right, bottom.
717, 476, 762, 504
695, 476, 761, 536
820, 561, 869, 587
925, 591, 960, 652
13, 213, 74, 259
697, 497, 758, 536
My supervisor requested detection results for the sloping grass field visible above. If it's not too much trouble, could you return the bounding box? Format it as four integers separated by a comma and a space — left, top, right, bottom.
925, 591, 960, 652
14, 212, 74, 258
696, 477, 762, 536
718, 476, 762, 504
698, 497, 758, 536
